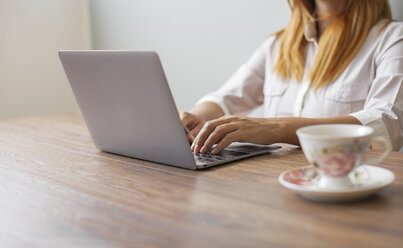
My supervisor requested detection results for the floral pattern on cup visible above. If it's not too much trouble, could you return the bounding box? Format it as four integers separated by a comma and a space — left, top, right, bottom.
283, 166, 317, 186
315, 152, 356, 177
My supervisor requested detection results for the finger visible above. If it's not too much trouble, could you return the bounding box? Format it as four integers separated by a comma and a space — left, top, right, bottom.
193, 117, 237, 153
187, 125, 202, 143
200, 124, 238, 153
180, 112, 197, 130
212, 131, 240, 154
187, 133, 194, 143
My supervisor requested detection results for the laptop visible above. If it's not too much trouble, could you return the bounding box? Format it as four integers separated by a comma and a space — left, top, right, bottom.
59, 51, 280, 169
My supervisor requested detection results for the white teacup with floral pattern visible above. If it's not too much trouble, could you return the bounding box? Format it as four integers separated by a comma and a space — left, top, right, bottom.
296, 124, 391, 189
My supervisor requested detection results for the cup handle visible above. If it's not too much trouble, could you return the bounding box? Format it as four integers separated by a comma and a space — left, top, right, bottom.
361, 136, 392, 165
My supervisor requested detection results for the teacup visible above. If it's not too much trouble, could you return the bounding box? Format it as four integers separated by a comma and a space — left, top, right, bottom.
296, 124, 391, 189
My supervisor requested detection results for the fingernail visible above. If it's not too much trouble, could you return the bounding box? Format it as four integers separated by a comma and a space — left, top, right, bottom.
194, 145, 198, 152
200, 147, 206, 153
212, 148, 219, 154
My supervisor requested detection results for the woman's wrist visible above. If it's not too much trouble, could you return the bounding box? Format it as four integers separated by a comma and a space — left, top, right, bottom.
263, 116, 362, 146
260, 117, 299, 145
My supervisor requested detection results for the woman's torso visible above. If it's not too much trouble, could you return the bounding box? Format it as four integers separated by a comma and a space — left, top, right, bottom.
263, 21, 400, 118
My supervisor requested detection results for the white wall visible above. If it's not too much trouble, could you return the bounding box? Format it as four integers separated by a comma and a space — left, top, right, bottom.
2, 1, 400, 120
0, 0, 91, 120
89, 0, 403, 114
390, 0, 403, 21
89, 0, 290, 114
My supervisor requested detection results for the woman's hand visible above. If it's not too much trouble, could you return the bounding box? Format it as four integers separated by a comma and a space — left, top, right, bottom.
180, 102, 226, 143
191, 115, 284, 154
188, 114, 361, 154
180, 112, 205, 143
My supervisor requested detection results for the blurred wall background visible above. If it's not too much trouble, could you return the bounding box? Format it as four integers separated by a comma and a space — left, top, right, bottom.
0, 0, 91, 120
89, 0, 290, 114
0, 0, 402, 120
89, 0, 403, 114
391, 0, 403, 21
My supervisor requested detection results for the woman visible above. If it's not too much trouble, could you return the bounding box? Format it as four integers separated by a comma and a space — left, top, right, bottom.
181, 0, 403, 154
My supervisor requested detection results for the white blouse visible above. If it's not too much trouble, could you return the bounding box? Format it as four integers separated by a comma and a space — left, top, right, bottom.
197, 21, 403, 151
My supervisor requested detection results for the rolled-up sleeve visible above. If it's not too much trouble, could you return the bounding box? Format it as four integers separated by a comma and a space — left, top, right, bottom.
197, 38, 274, 116
349, 25, 403, 151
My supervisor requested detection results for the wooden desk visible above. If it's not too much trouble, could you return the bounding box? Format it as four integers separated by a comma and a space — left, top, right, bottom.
0, 113, 402, 248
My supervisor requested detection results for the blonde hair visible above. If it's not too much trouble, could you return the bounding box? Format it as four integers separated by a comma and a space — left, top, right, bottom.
274, 0, 392, 89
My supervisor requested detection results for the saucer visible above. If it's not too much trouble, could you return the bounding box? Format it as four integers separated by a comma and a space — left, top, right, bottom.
278, 165, 395, 202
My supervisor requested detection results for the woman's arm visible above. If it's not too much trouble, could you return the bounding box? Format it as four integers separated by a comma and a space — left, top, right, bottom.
187, 102, 225, 122
348, 23, 403, 151
191, 115, 361, 154
194, 38, 274, 117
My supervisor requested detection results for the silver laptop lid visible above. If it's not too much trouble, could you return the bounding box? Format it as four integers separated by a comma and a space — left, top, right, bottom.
59, 51, 197, 169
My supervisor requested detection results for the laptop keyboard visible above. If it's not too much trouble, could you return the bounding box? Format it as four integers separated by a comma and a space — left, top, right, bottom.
193, 148, 248, 164
192, 144, 279, 167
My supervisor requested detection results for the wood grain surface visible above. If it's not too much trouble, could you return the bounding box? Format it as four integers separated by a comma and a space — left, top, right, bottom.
0, 113, 402, 248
